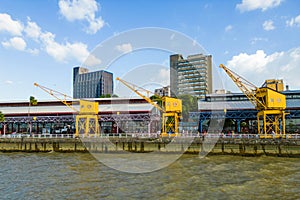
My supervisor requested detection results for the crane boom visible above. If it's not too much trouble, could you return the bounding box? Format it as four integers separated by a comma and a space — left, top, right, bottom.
219, 64, 287, 137
34, 83, 78, 112
116, 77, 182, 136
34, 83, 100, 137
116, 77, 165, 112
219, 64, 266, 110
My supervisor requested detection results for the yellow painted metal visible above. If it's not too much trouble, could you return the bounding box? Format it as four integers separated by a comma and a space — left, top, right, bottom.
79, 100, 99, 114
161, 112, 180, 137
219, 64, 287, 137
257, 110, 286, 135
76, 100, 100, 137
34, 83, 100, 137
162, 97, 182, 113
255, 88, 286, 110
76, 115, 99, 137
116, 77, 164, 112
116, 77, 182, 136
262, 79, 284, 92
219, 64, 265, 109
34, 82, 77, 112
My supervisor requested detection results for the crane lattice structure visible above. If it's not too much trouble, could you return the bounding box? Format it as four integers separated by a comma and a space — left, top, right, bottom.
34, 83, 100, 137
219, 64, 287, 138
116, 77, 182, 137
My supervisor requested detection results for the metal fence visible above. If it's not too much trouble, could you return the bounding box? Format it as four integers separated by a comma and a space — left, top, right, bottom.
1, 133, 300, 139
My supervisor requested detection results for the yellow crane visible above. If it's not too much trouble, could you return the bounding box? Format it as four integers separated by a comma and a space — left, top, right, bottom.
116, 77, 182, 137
219, 64, 287, 138
34, 83, 100, 137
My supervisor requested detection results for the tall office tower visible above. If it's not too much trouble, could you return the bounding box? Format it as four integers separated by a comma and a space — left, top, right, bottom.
170, 54, 212, 99
73, 67, 113, 99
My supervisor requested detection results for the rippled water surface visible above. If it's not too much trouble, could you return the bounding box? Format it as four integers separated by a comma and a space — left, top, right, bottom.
0, 153, 299, 199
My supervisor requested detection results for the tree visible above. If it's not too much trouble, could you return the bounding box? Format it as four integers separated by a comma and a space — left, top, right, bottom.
0, 111, 5, 135
150, 95, 162, 108
28, 96, 38, 134
100, 94, 112, 98
178, 94, 198, 122
0, 111, 4, 122
30, 96, 38, 106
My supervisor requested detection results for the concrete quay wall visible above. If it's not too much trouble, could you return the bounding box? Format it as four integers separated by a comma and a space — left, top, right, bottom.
0, 137, 300, 157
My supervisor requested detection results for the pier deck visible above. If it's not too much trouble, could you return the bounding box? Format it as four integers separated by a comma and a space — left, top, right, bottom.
0, 134, 300, 157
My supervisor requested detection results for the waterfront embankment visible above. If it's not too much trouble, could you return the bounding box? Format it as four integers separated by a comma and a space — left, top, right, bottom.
1, 136, 300, 157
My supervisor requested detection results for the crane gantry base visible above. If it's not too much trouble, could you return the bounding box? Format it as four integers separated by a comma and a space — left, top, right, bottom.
76, 115, 100, 137
257, 109, 286, 138
161, 112, 180, 137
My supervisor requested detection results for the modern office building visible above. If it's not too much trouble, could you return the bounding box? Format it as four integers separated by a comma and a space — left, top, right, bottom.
170, 54, 212, 99
73, 67, 113, 99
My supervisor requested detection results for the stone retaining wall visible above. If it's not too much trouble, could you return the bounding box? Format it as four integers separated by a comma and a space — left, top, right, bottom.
0, 137, 299, 157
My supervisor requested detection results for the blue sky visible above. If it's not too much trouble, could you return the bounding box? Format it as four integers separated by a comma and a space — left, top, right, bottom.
0, 0, 300, 100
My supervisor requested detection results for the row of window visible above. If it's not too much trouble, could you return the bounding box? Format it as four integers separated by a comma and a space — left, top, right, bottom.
206, 93, 300, 102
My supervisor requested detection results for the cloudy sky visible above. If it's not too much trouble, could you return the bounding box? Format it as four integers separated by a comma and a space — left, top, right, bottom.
0, 0, 300, 100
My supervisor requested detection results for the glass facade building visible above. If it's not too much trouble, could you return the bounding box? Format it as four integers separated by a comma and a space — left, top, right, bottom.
73, 67, 113, 99
170, 54, 212, 99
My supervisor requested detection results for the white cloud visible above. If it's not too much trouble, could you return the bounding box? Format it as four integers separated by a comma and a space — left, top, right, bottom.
0, 13, 23, 36
27, 48, 39, 55
84, 54, 102, 67
161, 59, 169, 66
236, 0, 283, 12
263, 20, 275, 31
24, 18, 42, 40
40, 31, 90, 63
58, 0, 105, 34
286, 14, 300, 27
227, 50, 283, 73
225, 48, 300, 91
251, 37, 268, 45
87, 17, 104, 34
5, 80, 13, 85
225, 25, 233, 32
159, 68, 169, 79
158, 68, 170, 86
2, 37, 26, 51
0, 13, 93, 64
116, 43, 133, 54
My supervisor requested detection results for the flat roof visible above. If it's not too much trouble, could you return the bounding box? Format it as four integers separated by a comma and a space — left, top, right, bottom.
0, 98, 156, 116
199, 97, 300, 110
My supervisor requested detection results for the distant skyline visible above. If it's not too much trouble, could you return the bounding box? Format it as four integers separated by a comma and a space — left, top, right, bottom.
0, 0, 300, 100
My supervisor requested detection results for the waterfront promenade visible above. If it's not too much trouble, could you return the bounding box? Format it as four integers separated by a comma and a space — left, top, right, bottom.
0, 133, 300, 157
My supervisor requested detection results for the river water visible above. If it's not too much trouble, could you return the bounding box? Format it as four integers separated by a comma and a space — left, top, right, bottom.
0, 152, 299, 200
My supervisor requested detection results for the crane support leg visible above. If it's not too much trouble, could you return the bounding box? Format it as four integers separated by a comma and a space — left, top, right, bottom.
76, 115, 100, 137
257, 110, 286, 138
161, 112, 179, 137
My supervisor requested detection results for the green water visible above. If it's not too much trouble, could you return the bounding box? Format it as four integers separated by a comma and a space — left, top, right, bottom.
0, 153, 299, 199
